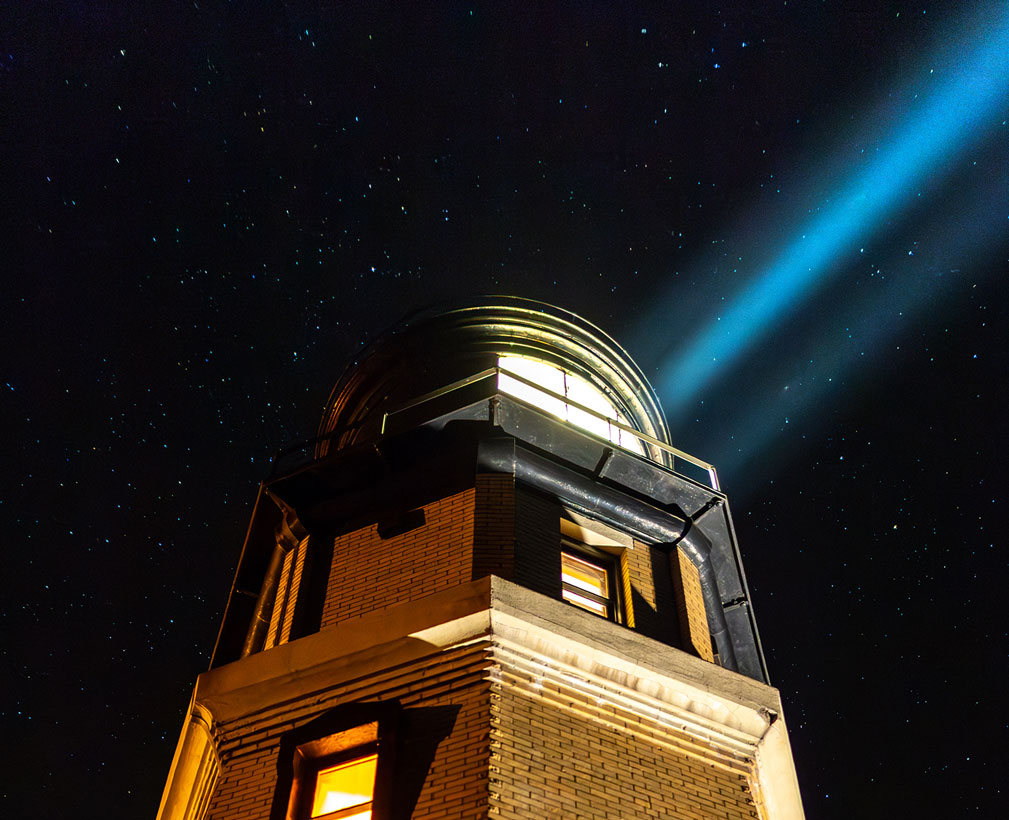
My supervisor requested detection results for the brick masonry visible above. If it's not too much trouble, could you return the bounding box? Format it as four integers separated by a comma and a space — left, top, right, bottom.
200, 634, 760, 820
207, 477, 741, 817
321, 488, 477, 628
513, 485, 563, 600
670, 549, 715, 663
473, 473, 516, 581
623, 538, 681, 646
204, 643, 493, 820
318, 480, 709, 661
489, 647, 757, 820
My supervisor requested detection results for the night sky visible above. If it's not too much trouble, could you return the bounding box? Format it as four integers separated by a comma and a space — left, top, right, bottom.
4, 3, 1008, 818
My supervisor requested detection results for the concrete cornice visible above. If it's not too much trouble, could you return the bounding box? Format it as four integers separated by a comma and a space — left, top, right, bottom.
198, 577, 778, 736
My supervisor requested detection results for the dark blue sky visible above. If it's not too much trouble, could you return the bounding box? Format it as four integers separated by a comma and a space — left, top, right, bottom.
4, 3, 1007, 817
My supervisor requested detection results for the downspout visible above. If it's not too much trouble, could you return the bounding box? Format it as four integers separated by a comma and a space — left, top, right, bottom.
240, 510, 306, 658
672, 519, 738, 670
476, 437, 738, 671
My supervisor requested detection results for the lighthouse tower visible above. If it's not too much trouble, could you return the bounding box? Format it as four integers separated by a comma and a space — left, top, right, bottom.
157, 298, 804, 820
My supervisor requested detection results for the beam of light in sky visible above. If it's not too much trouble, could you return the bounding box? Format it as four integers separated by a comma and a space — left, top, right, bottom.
706, 163, 1008, 495
654, 7, 1009, 419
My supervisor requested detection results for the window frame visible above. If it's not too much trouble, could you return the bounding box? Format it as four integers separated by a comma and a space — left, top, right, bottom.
270, 703, 400, 820
497, 355, 645, 455
560, 540, 622, 623
303, 743, 379, 820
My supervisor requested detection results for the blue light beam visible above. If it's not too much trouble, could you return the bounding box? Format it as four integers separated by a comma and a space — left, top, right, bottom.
715, 192, 1003, 494
656, 8, 1009, 418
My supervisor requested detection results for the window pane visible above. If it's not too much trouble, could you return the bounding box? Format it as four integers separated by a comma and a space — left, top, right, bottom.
498, 355, 646, 455
564, 373, 615, 440
312, 753, 377, 818
562, 552, 608, 597
498, 356, 567, 419
562, 587, 608, 616
498, 355, 566, 394
614, 424, 646, 456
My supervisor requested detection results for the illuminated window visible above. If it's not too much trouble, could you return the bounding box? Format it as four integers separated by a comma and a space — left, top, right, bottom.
310, 751, 377, 819
559, 516, 629, 623
497, 356, 644, 454
561, 549, 615, 620
273, 705, 398, 820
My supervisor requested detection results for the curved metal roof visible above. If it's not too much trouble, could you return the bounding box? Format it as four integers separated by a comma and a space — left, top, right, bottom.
317, 297, 670, 453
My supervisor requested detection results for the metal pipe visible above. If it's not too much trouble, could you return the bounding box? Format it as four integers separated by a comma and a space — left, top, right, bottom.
240, 510, 305, 658
240, 541, 286, 658
477, 437, 738, 671
672, 521, 738, 670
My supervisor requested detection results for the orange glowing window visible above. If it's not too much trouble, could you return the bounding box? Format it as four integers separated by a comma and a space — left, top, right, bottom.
561, 550, 613, 619
310, 752, 377, 819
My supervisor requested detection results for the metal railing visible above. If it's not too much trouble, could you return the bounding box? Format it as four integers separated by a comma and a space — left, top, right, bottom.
381, 366, 720, 491
269, 367, 721, 491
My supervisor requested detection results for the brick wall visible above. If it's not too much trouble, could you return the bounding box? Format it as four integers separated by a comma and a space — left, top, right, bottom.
621, 539, 681, 646
201, 634, 753, 820
671, 548, 715, 662
511, 486, 691, 653
512, 487, 562, 599
472, 473, 515, 580
317, 479, 708, 660
617, 549, 637, 629
321, 488, 477, 628
204, 643, 492, 820
490, 653, 756, 820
